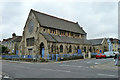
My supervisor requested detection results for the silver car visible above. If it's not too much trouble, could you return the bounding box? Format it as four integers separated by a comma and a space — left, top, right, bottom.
104, 51, 115, 58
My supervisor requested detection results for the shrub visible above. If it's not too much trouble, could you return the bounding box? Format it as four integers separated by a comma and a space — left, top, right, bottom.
40, 58, 45, 62
25, 58, 33, 62
57, 57, 61, 61
91, 55, 96, 58
68, 57, 73, 60
45, 59, 49, 62
64, 57, 68, 61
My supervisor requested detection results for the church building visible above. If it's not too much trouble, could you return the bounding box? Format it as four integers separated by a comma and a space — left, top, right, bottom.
19, 9, 94, 58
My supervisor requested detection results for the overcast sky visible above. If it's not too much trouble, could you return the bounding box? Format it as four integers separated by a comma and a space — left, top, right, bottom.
0, 0, 118, 41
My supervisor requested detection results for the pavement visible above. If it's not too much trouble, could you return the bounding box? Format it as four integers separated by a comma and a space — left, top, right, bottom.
1, 58, 119, 78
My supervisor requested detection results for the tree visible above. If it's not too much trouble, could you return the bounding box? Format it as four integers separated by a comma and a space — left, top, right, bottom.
0, 45, 9, 54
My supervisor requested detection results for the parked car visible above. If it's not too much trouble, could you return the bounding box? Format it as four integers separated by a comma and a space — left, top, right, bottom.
113, 51, 119, 54
96, 53, 106, 59
104, 52, 111, 58
104, 51, 115, 58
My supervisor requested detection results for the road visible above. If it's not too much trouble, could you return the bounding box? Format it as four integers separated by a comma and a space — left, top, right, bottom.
1, 58, 118, 79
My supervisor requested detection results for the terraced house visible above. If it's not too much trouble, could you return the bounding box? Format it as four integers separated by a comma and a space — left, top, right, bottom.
19, 9, 94, 58
109, 38, 119, 52
88, 38, 109, 53
1, 33, 22, 55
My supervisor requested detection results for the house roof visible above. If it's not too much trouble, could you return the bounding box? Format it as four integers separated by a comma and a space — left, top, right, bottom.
88, 38, 104, 46
41, 33, 91, 45
12, 36, 22, 42
2, 36, 22, 43
109, 38, 118, 43
31, 9, 86, 34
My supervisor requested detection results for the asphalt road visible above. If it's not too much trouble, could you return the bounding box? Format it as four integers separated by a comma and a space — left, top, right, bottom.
1, 58, 118, 78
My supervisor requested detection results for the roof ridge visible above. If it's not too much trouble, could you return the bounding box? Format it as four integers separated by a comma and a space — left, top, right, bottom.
31, 9, 77, 24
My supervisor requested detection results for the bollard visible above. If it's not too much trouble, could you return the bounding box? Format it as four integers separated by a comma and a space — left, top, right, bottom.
83, 52, 85, 59
56, 54, 58, 61
47, 54, 49, 60
52, 54, 54, 60
88, 52, 91, 59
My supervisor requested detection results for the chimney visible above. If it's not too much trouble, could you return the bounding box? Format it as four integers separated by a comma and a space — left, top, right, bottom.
12, 33, 16, 38
3, 39, 6, 41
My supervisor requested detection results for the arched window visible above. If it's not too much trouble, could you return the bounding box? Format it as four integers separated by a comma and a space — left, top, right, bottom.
77, 46, 80, 49
69, 45, 72, 53
89, 47, 92, 52
66, 46, 69, 53
60, 45, 63, 52
51, 45, 54, 52
77, 46, 80, 52
84, 47, 86, 53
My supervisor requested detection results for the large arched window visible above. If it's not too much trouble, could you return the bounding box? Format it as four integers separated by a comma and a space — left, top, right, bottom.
69, 45, 72, 53
51, 45, 54, 52
84, 47, 86, 53
77, 46, 80, 50
66, 46, 68, 53
89, 47, 92, 52
60, 45, 63, 52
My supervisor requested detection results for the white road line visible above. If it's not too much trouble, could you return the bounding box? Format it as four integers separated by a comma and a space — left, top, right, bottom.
60, 64, 82, 68
97, 74, 116, 77
60, 65, 70, 67
3, 75, 10, 78
86, 62, 91, 63
95, 62, 99, 65
40, 68, 71, 73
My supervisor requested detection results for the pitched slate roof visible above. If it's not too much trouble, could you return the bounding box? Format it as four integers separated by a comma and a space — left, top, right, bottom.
109, 38, 118, 43
31, 9, 86, 34
12, 36, 22, 42
2, 36, 22, 43
41, 33, 91, 45
88, 38, 104, 46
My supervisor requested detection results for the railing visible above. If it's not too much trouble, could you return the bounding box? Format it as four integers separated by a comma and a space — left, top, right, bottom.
47, 53, 84, 61
2, 55, 33, 59
91, 53, 97, 58
1, 53, 88, 61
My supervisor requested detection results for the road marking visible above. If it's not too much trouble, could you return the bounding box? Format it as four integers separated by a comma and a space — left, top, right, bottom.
40, 68, 71, 73
95, 62, 99, 65
60, 65, 70, 67
86, 62, 91, 63
3, 75, 10, 78
35, 63, 48, 64
97, 74, 116, 77
60, 64, 82, 68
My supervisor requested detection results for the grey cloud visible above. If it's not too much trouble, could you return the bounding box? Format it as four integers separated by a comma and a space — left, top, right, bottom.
0, 1, 118, 41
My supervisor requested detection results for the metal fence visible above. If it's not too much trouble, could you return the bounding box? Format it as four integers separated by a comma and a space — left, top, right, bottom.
47, 53, 84, 61
1, 53, 96, 61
